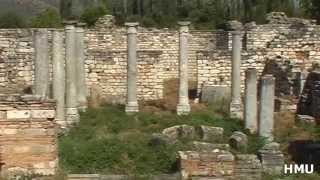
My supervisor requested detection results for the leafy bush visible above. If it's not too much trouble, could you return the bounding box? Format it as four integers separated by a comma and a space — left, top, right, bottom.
0, 12, 26, 28
80, 6, 107, 27
30, 8, 62, 28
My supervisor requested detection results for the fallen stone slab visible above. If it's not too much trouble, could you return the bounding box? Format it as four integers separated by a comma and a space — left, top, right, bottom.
162, 124, 195, 141
196, 125, 224, 143
191, 141, 230, 151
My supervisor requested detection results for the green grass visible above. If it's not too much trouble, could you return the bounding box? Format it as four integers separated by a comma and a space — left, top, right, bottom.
59, 104, 262, 175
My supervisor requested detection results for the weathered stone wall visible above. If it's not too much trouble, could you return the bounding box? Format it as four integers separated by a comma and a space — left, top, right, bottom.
1, 14, 320, 102
0, 95, 57, 175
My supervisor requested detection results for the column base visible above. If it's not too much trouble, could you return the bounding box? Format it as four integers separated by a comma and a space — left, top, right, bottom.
125, 102, 139, 114
65, 107, 79, 126
177, 104, 191, 115
230, 100, 243, 119
78, 105, 87, 112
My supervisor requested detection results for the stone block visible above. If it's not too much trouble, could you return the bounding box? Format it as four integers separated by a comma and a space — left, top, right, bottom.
162, 125, 195, 141
0, 111, 6, 119
31, 110, 55, 119
196, 125, 224, 143
229, 131, 248, 151
6, 110, 31, 119
191, 141, 230, 151
68, 174, 101, 180
200, 85, 230, 104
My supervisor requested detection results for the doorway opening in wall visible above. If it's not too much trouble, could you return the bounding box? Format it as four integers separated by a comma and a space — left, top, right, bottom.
140, 79, 198, 113
188, 80, 198, 100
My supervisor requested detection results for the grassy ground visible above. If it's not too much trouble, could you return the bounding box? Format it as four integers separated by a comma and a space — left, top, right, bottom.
58, 103, 265, 175
58, 91, 320, 179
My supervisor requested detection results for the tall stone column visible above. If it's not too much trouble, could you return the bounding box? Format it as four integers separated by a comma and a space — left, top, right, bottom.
75, 23, 88, 111
52, 30, 66, 128
34, 29, 50, 98
177, 21, 191, 115
244, 68, 257, 133
125, 22, 139, 114
259, 74, 275, 141
230, 31, 243, 119
65, 22, 79, 124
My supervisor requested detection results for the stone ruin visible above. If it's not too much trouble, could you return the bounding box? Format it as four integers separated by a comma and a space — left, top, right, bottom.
0, 12, 319, 178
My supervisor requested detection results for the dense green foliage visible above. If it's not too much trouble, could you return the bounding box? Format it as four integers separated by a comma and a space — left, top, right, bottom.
0, 12, 26, 28
59, 0, 310, 28
80, 6, 108, 26
59, 104, 263, 174
1, 0, 320, 28
30, 8, 62, 28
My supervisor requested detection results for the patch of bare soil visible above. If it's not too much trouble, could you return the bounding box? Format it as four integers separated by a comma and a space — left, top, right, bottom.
141, 78, 204, 113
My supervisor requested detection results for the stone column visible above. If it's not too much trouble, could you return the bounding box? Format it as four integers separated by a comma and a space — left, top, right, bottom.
177, 21, 191, 115
230, 31, 243, 119
300, 69, 308, 94
125, 22, 139, 114
75, 23, 87, 111
65, 22, 79, 124
259, 74, 275, 141
52, 30, 66, 128
34, 29, 50, 98
244, 68, 258, 133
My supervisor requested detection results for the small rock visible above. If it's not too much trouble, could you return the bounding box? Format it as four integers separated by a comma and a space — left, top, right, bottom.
149, 133, 173, 146
296, 114, 315, 124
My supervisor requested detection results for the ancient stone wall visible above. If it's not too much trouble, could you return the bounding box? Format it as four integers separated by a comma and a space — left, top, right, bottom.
0, 14, 320, 102
0, 95, 57, 175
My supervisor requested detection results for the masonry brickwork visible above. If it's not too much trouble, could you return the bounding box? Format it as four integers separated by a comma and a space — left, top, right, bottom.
0, 94, 57, 176
0, 13, 319, 103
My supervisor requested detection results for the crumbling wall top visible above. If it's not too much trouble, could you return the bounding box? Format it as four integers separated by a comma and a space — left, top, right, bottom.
266, 12, 317, 25
94, 15, 116, 29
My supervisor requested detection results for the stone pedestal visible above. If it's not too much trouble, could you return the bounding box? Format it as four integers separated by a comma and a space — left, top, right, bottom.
75, 23, 88, 111
52, 30, 66, 128
230, 31, 243, 119
125, 22, 139, 114
34, 29, 50, 98
259, 75, 275, 141
65, 23, 79, 124
244, 68, 258, 133
177, 21, 191, 115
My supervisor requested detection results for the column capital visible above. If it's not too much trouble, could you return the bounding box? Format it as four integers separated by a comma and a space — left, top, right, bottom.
261, 74, 275, 80
178, 21, 191, 26
246, 67, 257, 73
230, 31, 242, 35
75, 22, 87, 33
35, 28, 48, 34
178, 21, 191, 34
125, 22, 139, 34
64, 21, 77, 31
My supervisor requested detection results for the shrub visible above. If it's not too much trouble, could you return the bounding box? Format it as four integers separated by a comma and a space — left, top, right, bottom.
30, 8, 62, 28
0, 12, 26, 28
80, 6, 107, 27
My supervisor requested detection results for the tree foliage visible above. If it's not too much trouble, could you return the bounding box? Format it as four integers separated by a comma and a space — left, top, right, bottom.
0, 12, 26, 28
80, 6, 108, 26
30, 8, 62, 28
301, 0, 320, 23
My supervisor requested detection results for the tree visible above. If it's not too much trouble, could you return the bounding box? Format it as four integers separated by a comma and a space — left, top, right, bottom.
301, 0, 320, 23
30, 8, 62, 28
80, 6, 108, 26
0, 12, 26, 28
